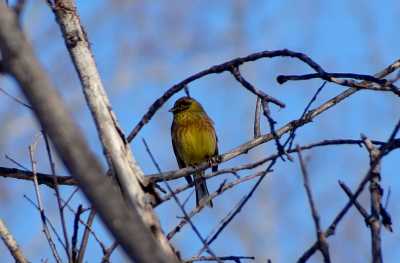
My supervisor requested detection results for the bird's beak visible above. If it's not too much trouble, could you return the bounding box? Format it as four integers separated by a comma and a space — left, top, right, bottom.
169, 106, 177, 113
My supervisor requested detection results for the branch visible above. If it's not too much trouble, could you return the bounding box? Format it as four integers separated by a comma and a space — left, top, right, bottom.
229, 65, 285, 108
142, 138, 220, 261
253, 97, 261, 138
0, 3, 177, 262
101, 241, 119, 263
43, 133, 71, 261
0, 166, 76, 188
196, 160, 276, 256
277, 72, 400, 96
184, 255, 255, 262
230, 66, 290, 161
60, 205, 106, 255
29, 141, 63, 263
167, 169, 272, 240
77, 209, 97, 263
362, 136, 383, 263
339, 181, 370, 222
144, 54, 400, 184
297, 146, 330, 263
127, 47, 399, 141
125, 49, 333, 141
0, 219, 29, 263
48, 0, 176, 259
340, 181, 392, 232
71, 204, 83, 262
298, 133, 400, 262
148, 138, 392, 185
24, 194, 67, 252
283, 81, 327, 150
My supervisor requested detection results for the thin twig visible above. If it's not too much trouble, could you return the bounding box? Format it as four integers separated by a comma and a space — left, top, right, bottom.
29, 142, 62, 263
101, 241, 119, 263
298, 133, 400, 262
5, 154, 29, 170
77, 209, 100, 263
230, 66, 290, 161
297, 145, 330, 263
284, 81, 327, 150
185, 255, 255, 262
66, 205, 106, 262
229, 66, 285, 108
338, 181, 371, 224
167, 168, 272, 240
196, 160, 276, 255
0, 86, 31, 109
388, 119, 400, 142
62, 187, 80, 209
43, 133, 71, 261
184, 84, 191, 97
71, 205, 83, 262
254, 97, 261, 138
23, 194, 67, 250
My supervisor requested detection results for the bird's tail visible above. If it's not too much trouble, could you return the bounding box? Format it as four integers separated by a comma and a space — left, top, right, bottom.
194, 171, 213, 208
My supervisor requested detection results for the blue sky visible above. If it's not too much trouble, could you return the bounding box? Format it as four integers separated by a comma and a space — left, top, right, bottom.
0, 1, 399, 262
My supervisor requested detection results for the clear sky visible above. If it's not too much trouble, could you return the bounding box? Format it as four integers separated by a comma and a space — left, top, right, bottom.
0, 1, 399, 262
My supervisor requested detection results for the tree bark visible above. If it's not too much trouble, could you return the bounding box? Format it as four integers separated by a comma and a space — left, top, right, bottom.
0, 3, 177, 262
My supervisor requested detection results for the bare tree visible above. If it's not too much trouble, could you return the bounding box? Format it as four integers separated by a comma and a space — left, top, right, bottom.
0, 1, 399, 263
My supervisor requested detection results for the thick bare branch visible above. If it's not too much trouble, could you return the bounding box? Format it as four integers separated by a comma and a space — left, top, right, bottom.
0, 3, 177, 262
0, 219, 29, 263
48, 1, 176, 259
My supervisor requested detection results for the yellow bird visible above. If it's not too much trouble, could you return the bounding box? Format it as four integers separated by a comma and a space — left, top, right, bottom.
170, 97, 218, 207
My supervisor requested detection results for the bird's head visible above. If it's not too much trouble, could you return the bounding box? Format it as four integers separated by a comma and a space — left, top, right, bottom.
169, 97, 204, 114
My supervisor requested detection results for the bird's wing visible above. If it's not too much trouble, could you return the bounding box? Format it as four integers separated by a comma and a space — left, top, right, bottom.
172, 123, 193, 184
212, 128, 219, 172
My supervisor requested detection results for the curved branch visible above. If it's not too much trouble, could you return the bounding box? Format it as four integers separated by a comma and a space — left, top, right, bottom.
127, 49, 331, 141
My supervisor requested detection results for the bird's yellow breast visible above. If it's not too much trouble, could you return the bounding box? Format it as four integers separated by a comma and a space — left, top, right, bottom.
173, 112, 217, 166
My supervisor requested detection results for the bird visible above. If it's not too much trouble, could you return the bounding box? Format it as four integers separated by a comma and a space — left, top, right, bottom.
170, 96, 218, 207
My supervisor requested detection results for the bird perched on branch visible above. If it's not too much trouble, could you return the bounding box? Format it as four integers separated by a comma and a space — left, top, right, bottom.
170, 96, 218, 207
